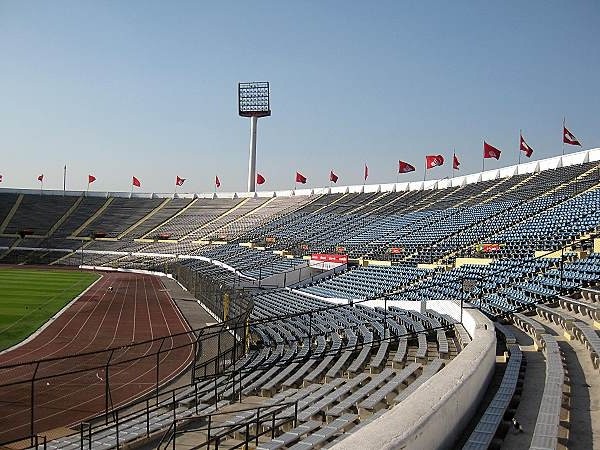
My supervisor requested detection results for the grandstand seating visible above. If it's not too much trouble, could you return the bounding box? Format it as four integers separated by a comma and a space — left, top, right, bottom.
1, 150, 599, 449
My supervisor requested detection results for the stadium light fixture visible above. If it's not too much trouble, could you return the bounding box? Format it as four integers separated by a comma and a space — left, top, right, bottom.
238, 82, 271, 192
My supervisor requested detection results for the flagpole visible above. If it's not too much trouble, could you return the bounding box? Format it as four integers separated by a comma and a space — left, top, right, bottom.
452, 149, 455, 178
482, 145, 485, 172
423, 159, 427, 182
63, 165, 66, 193
518, 130, 521, 165
562, 117, 565, 156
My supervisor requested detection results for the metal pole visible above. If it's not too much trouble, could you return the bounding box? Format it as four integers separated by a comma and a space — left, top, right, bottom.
460, 282, 464, 324
308, 313, 312, 357
156, 338, 165, 405
560, 247, 565, 295
115, 410, 119, 449
191, 338, 198, 384
31, 362, 40, 445
384, 296, 388, 339
247, 116, 258, 192
105, 349, 114, 425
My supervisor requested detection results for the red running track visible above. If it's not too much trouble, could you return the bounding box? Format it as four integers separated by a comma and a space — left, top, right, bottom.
0, 271, 193, 444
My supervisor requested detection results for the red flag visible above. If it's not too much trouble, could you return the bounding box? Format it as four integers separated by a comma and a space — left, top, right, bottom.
364, 164, 369, 181
519, 133, 533, 157
483, 142, 501, 160
453, 154, 460, 170
176, 176, 185, 186
295, 172, 307, 184
329, 171, 338, 183
563, 127, 581, 146
37, 174, 44, 182
398, 160, 415, 173
88, 174, 96, 184
132, 176, 141, 187
215, 175, 221, 188
425, 154, 444, 169
256, 173, 265, 185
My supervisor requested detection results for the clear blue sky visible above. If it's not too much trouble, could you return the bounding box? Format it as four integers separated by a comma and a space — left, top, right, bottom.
1, 1, 598, 192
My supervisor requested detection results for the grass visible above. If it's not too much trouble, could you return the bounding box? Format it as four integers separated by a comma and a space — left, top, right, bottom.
0, 268, 99, 352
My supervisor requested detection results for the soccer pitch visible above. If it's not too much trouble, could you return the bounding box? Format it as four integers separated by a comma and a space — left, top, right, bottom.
0, 268, 99, 352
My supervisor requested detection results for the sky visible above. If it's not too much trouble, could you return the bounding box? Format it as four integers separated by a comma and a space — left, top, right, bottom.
0, 1, 599, 193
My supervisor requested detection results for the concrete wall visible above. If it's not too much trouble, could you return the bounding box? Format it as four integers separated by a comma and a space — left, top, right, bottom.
331, 307, 495, 450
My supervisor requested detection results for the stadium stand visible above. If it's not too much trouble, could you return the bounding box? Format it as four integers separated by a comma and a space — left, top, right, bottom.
0, 148, 599, 448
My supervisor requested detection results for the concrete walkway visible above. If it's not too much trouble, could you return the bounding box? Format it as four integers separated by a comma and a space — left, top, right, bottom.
532, 311, 600, 449
501, 325, 546, 450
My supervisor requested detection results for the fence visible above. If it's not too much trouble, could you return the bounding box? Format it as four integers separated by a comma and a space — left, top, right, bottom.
0, 265, 253, 447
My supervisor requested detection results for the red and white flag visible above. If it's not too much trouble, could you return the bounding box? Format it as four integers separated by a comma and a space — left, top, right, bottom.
425, 154, 444, 169
295, 172, 307, 184
520, 133, 533, 157
453, 154, 460, 170
88, 174, 96, 184
398, 160, 415, 173
176, 176, 185, 186
215, 175, 221, 188
132, 176, 141, 187
364, 164, 369, 181
329, 171, 339, 183
38, 174, 44, 182
256, 173, 266, 185
563, 127, 581, 146
483, 141, 501, 160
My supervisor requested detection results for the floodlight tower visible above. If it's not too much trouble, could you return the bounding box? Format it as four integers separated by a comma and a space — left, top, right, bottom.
238, 82, 271, 192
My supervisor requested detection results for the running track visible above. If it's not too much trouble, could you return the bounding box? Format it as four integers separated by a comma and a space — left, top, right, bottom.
0, 271, 194, 444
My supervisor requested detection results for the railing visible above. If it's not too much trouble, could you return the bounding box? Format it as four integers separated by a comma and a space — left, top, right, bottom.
157, 400, 299, 450
0, 266, 253, 447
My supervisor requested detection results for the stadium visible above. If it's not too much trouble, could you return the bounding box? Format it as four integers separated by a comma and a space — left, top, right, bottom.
2, 3, 600, 449
0, 142, 599, 450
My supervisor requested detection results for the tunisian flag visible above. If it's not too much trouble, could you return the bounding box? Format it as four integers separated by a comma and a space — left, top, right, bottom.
295, 172, 307, 184
520, 133, 534, 157
398, 160, 415, 173
176, 176, 186, 186
132, 176, 141, 187
329, 171, 339, 183
364, 164, 369, 181
453, 154, 460, 170
563, 127, 581, 146
88, 174, 96, 184
256, 173, 266, 185
425, 155, 444, 169
215, 175, 221, 188
483, 142, 501, 160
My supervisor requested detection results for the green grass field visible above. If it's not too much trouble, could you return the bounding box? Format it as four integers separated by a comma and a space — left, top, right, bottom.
0, 268, 99, 352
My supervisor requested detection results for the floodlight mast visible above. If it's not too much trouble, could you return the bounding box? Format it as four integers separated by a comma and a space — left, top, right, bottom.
238, 82, 271, 192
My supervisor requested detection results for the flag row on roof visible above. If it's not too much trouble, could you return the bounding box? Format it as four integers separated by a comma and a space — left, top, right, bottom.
2, 122, 583, 189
